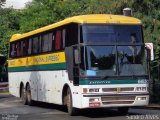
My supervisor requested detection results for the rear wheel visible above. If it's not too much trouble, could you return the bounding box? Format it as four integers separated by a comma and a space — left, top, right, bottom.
66, 88, 77, 116
26, 84, 33, 106
20, 85, 27, 105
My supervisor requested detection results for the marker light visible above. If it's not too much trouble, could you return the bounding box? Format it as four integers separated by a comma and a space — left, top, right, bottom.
83, 88, 88, 93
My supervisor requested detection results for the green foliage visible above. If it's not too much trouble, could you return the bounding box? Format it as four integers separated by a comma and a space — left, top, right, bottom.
0, 0, 160, 78
0, 8, 20, 56
0, 0, 6, 7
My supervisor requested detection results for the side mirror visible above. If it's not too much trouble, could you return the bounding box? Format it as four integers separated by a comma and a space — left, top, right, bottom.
145, 43, 154, 61
74, 48, 81, 64
145, 48, 150, 61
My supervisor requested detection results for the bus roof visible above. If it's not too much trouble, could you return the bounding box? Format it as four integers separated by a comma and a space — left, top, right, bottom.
10, 14, 142, 42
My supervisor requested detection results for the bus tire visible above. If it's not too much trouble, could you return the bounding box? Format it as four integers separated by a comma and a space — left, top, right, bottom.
66, 88, 77, 116
20, 85, 27, 105
118, 107, 129, 115
26, 84, 33, 106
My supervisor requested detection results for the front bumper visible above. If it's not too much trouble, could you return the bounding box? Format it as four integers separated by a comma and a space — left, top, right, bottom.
81, 93, 149, 108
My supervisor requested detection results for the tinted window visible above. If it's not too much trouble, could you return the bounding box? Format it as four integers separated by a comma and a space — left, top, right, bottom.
42, 34, 49, 52
16, 42, 21, 57
48, 33, 53, 51
55, 30, 62, 50
83, 25, 115, 43
28, 38, 32, 55
65, 24, 78, 47
10, 43, 16, 58
117, 46, 147, 75
23, 40, 28, 56
81, 46, 116, 76
62, 29, 66, 48
20, 41, 24, 56
33, 37, 39, 54
42, 32, 53, 52
82, 25, 143, 44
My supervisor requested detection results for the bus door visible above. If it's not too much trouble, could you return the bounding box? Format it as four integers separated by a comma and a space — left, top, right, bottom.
65, 46, 80, 86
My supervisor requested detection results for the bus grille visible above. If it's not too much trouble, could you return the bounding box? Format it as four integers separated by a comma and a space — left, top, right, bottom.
101, 96, 135, 105
102, 87, 134, 92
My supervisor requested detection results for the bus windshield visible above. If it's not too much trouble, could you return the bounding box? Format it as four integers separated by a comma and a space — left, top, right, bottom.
80, 46, 147, 77
82, 24, 143, 44
80, 24, 147, 77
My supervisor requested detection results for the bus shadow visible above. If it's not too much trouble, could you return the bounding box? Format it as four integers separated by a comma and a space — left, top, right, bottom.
31, 101, 67, 112
77, 108, 138, 118
30, 101, 139, 118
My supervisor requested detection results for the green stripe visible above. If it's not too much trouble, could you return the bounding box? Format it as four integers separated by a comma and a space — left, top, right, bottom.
80, 79, 148, 85
8, 63, 67, 72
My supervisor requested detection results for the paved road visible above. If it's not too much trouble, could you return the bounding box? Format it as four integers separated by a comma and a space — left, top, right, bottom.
0, 94, 160, 120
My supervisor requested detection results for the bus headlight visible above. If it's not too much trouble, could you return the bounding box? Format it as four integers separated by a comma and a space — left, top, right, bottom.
137, 97, 147, 100
83, 88, 100, 93
89, 98, 99, 102
142, 87, 147, 91
136, 87, 147, 92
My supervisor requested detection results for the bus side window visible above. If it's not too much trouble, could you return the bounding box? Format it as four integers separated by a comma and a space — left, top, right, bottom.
41, 32, 53, 53
28, 38, 32, 55
33, 36, 39, 54
65, 24, 78, 47
48, 32, 53, 51
39, 36, 42, 53
62, 29, 66, 49
55, 30, 62, 50
20, 41, 24, 57
42, 33, 49, 53
10, 43, 16, 58
23, 40, 28, 56
52, 32, 55, 51
16, 42, 21, 57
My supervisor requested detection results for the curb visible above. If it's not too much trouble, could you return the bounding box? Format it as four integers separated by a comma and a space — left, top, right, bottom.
0, 87, 9, 92
0, 82, 9, 93
0, 92, 10, 95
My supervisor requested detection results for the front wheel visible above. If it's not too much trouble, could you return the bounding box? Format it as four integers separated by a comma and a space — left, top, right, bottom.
66, 88, 78, 116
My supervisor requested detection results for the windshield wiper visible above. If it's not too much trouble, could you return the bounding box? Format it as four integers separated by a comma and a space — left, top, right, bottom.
102, 75, 118, 79
102, 76, 109, 79
132, 74, 138, 79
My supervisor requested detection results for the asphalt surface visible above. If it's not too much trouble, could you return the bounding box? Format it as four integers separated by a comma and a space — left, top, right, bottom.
0, 93, 160, 120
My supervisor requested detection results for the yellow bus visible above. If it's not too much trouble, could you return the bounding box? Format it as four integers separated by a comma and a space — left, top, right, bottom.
8, 14, 150, 115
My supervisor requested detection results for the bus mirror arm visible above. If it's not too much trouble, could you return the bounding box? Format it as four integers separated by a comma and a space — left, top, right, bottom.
74, 49, 81, 64
145, 47, 151, 62
145, 47, 151, 80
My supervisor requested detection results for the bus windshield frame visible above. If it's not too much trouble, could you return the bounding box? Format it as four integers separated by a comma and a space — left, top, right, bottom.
80, 24, 148, 78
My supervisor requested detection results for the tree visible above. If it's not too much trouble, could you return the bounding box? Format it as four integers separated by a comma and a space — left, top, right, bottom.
0, 8, 20, 55
0, 0, 159, 82
0, 0, 6, 7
